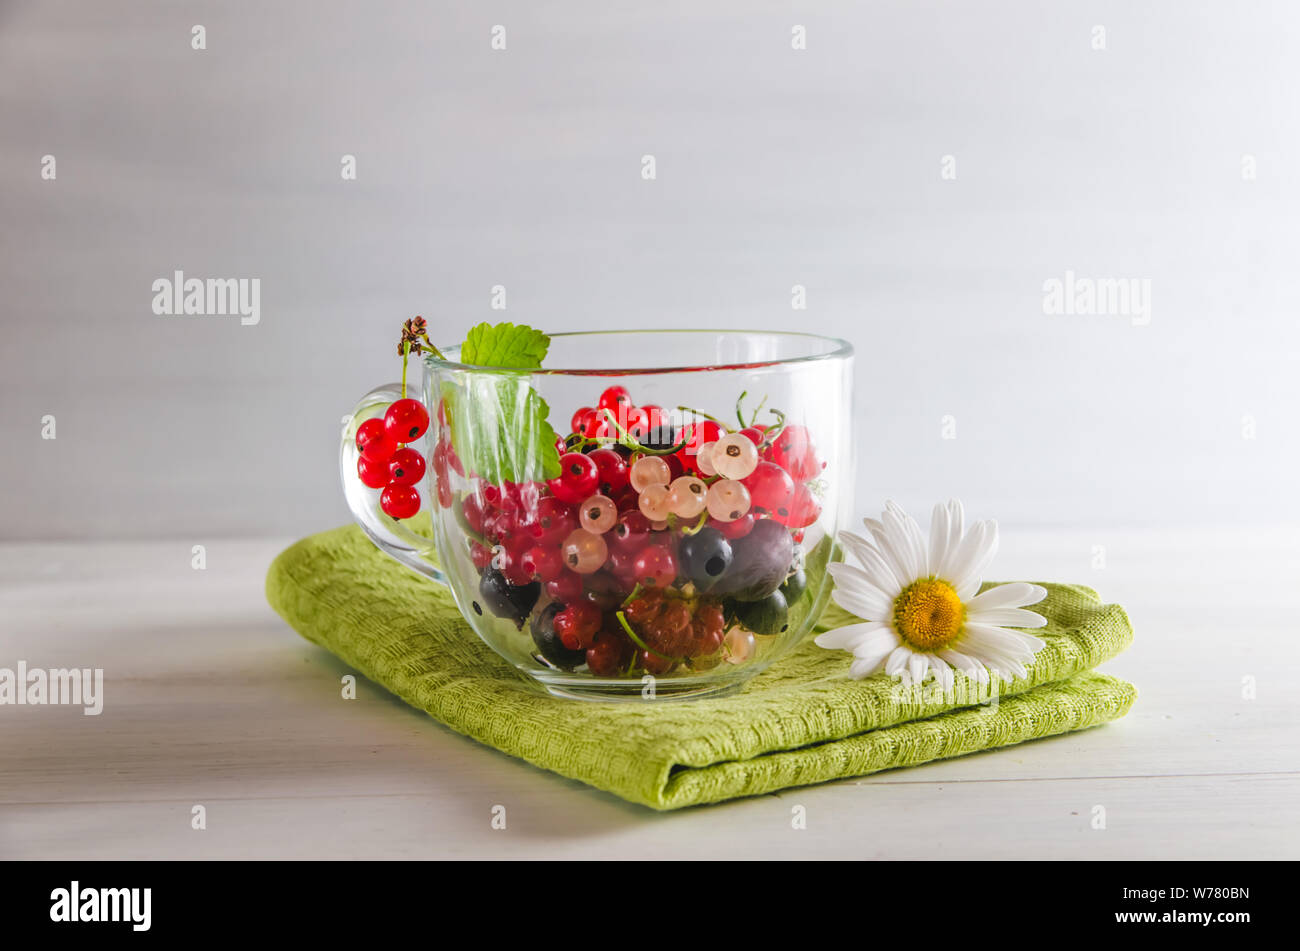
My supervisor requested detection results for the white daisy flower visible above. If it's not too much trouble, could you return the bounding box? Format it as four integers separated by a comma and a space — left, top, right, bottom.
815, 499, 1048, 688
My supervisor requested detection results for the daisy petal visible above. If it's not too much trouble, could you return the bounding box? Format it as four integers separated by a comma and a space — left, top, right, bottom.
967, 606, 1048, 629
960, 639, 1034, 680
968, 621, 1046, 652
885, 645, 912, 676
838, 532, 904, 597
815, 621, 889, 651
854, 627, 901, 656
938, 648, 983, 681
848, 654, 888, 679
985, 657, 1028, 681
883, 501, 925, 579
873, 524, 916, 590
928, 501, 950, 577
936, 499, 965, 578
907, 651, 928, 686
965, 582, 1048, 612
827, 562, 893, 604
951, 520, 1000, 599
928, 654, 955, 690
961, 622, 1040, 655
831, 585, 892, 622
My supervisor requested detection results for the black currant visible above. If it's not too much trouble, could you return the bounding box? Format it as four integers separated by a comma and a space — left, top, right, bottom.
678, 527, 733, 591
735, 589, 790, 636
478, 567, 540, 629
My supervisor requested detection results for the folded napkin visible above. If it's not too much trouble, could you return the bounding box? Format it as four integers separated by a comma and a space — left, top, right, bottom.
266, 524, 1136, 810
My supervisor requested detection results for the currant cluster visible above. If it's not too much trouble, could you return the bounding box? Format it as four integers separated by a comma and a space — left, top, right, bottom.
451, 384, 827, 678
354, 398, 432, 520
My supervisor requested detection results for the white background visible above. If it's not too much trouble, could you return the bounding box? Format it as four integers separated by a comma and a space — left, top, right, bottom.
2, 1, 1297, 540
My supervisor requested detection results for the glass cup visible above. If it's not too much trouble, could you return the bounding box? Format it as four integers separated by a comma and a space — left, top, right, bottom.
340, 330, 853, 701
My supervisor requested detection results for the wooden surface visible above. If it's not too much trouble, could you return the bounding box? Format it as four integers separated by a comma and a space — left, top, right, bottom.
2, 527, 1297, 859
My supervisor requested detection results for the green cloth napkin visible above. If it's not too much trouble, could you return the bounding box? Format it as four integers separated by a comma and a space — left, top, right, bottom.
266, 524, 1137, 810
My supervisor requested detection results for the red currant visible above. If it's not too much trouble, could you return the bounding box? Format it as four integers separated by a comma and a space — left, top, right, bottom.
597, 385, 632, 414
380, 484, 421, 519
675, 420, 722, 474
357, 418, 397, 462
435, 476, 453, 509
589, 448, 630, 495
491, 542, 519, 574
356, 455, 390, 489
581, 411, 615, 440
742, 461, 795, 516
765, 424, 820, 480
478, 481, 504, 510
445, 445, 465, 477
638, 649, 674, 675
778, 483, 822, 528
508, 512, 537, 548
607, 547, 639, 581
632, 545, 677, 588
738, 426, 765, 445
554, 612, 582, 650
384, 398, 430, 443
709, 513, 755, 539
431, 441, 449, 478
640, 404, 667, 425
470, 541, 493, 572
504, 481, 542, 520
585, 630, 632, 677
460, 494, 487, 534
624, 590, 663, 625
356, 417, 385, 450
521, 545, 564, 583
571, 406, 595, 434
624, 406, 650, 438
545, 569, 584, 602
609, 510, 651, 551
555, 601, 602, 649
547, 452, 600, 504
387, 447, 426, 486
521, 497, 577, 548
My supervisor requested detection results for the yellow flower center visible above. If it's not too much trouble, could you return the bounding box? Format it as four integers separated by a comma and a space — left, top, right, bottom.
893, 578, 965, 651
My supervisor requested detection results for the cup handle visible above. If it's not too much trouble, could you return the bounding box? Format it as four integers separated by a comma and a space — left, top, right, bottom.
339, 384, 449, 587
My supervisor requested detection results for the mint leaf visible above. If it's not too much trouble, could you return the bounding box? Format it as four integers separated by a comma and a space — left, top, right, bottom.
460, 322, 550, 369
443, 323, 561, 485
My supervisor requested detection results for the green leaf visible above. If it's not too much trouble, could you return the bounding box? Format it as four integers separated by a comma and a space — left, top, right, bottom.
443, 323, 561, 485
460, 322, 550, 369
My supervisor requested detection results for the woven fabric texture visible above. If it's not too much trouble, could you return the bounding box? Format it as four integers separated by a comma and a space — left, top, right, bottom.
266, 524, 1137, 810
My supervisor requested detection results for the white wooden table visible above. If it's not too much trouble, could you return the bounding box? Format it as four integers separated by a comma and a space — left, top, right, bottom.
2, 527, 1296, 859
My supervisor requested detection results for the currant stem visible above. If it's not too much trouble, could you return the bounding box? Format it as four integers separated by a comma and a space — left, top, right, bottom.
598, 408, 688, 456
401, 342, 410, 399
419, 332, 446, 361
758, 407, 787, 450
679, 511, 710, 535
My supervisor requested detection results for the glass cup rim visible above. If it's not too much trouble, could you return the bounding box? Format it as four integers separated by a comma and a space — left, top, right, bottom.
422, 328, 853, 376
